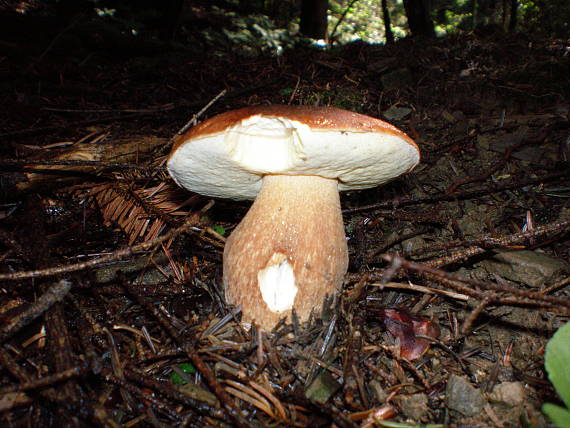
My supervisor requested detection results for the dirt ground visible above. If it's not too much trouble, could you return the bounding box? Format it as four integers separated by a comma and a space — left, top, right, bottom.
0, 16, 569, 428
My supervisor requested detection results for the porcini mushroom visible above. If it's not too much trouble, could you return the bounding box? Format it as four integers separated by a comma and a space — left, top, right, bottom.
167, 105, 419, 329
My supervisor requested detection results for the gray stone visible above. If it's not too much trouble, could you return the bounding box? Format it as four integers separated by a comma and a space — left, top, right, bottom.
94, 252, 169, 284
489, 382, 526, 407
401, 234, 426, 253
305, 370, 341, 404
490, 134, 558, 165
479, 250, 568, 287
178, 383, 218, 407
369, 380, 388, 403
384, 106, 412, 121
446, 375, 486, 416
395, 393, 429, 420
456, 201, 497, 237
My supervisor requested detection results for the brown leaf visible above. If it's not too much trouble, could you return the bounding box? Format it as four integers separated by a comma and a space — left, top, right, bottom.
380, 308, 440, 360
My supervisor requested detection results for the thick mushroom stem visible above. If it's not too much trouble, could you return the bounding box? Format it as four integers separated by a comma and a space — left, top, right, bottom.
223, 174, 348, 329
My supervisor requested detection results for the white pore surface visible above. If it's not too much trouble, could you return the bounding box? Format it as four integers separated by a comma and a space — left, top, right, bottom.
257, 253, 298, 313
168, 115, 419, 200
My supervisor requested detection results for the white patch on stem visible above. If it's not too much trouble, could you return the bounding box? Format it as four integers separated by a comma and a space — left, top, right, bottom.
258, 252, 297, 313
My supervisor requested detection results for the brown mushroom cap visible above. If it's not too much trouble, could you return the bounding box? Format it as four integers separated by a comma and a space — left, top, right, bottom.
168, 105, 419, 200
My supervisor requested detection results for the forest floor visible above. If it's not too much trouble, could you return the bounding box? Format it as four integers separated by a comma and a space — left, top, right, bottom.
0, 14, 569, 428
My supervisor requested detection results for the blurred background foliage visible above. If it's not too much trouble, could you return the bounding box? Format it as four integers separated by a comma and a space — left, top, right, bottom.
2, 0, 568, 57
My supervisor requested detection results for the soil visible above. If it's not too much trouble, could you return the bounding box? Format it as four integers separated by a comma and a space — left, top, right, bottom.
0, 8, 569, 428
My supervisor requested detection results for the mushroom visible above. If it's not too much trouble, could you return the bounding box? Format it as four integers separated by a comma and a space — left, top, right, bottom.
167, 105, 419, 329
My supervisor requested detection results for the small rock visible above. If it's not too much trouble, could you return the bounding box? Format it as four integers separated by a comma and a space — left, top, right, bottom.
305, 370, 341, 404
489, 134, 525, 154
369, 380, 388, 403
557, 207, 570, 222
94, 252, 169, 284
477, 134, 492, 150
395, 393, 429, 420
455, 200, 502, 237
401, 234, 426, 253
490, 134, 558, 165
383, 105, 412, 121
178, 383, 219, 407
446, 375, 486, 416
479, 250, 568, 287
441, 110, 457, 123
489, 382, 525, 407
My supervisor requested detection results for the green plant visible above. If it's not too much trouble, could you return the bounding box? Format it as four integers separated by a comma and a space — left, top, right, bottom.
543, 322, 570, 428
170, 363, 196, 385
211, 224, 226, 236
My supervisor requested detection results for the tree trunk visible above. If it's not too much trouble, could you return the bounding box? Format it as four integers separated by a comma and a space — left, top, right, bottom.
402, 0, 435, 37
158, 0, 184, 41
508, 0, 518, 32
473, 0, 499, 28
381, 0, 394, 44
300, 0, 329, 39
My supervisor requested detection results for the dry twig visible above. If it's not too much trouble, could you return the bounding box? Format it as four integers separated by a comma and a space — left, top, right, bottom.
0, 280, 72, 343
0, 213, 201, 281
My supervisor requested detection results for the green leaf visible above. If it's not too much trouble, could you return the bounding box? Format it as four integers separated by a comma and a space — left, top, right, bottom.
542, 403, 570, 428
178, 363, 196, 374
211, 224, 226, 236
545, 322, 570, 409
170, 363, 196, 385
170, 372, 187, 385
